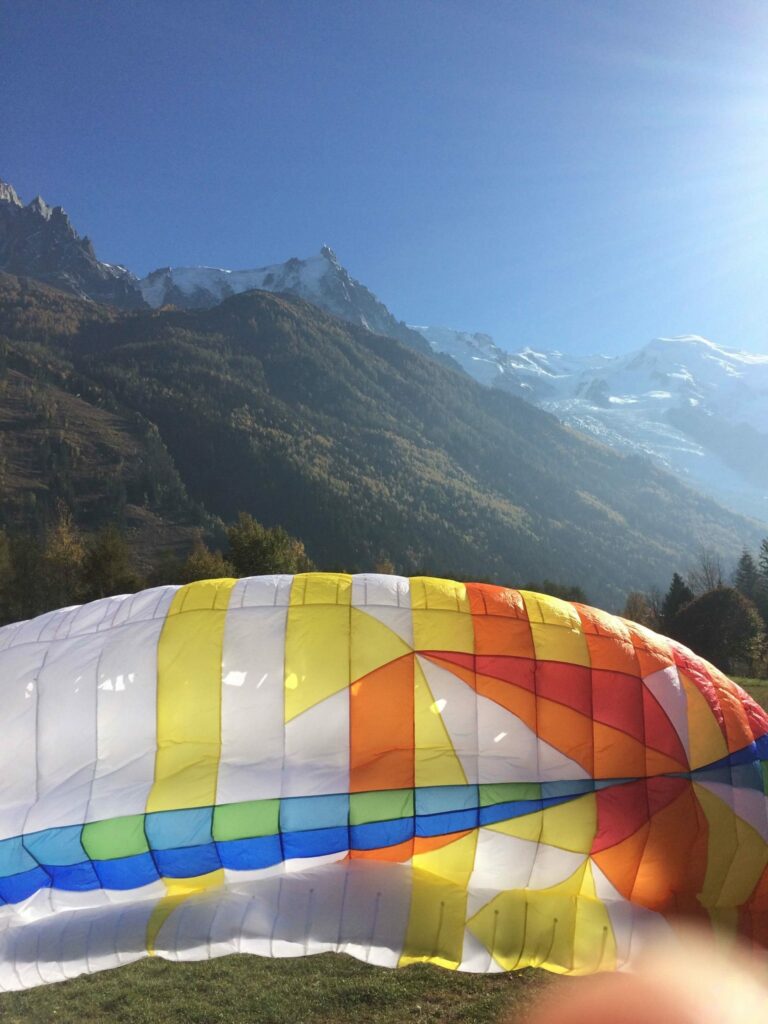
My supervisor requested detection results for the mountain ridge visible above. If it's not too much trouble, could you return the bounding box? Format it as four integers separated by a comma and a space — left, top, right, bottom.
1, 175, 765, 526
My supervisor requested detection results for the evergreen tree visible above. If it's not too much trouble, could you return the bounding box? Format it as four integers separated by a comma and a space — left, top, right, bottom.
734, 550, 761, 603
661, 572, 694, 628
759, 538, 768, 581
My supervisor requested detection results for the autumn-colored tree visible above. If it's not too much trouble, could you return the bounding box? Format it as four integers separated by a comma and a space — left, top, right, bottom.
82, 526, 143, 601
39, 504, 85, 611
623, 591, 657, 629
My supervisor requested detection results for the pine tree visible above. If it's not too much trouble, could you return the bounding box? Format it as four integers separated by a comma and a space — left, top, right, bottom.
759, 538, 768, 582
661, 572, 694, 628
734, 550, 761, 602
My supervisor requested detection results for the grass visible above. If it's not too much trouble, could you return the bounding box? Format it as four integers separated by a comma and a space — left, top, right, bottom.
3, 679, 767, 1022
737, 678, 768, 711
0, 952, 554, 1024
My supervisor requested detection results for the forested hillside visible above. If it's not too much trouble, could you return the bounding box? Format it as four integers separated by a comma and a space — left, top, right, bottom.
0, 272, 763, 607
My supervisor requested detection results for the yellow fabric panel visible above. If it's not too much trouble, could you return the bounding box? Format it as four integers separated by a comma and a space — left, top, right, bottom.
399, 830, 478, 969
414, 658, 467, 787
148, 578, 236, 813
350, 607, 412, 682
680, 673, 729, 769
695, 784, 768, 908
571, 861, 617, 973
540, 794, 597, 855
489, 809, 543, 842
285, 574, 352, 722
521, 591, 591, 667
411, 577, 474, 654
468, 862, 615, 974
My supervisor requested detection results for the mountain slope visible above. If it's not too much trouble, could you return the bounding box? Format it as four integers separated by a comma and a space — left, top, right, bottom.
2, 281, 748, 606
0, 274, 210, 556
413, 326, 768, 520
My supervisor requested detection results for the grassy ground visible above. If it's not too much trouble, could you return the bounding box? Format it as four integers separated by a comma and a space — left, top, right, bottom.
736, 678, 768, 710
0, 953, 554, 1024
3, 680, 767, 1022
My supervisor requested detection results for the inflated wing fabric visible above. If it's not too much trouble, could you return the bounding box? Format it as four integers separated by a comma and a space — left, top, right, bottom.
0, 573, 766, 989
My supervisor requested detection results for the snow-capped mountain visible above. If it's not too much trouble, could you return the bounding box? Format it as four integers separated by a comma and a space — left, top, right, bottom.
0, 179, 144, 308
139, 247, 431, 354
412, 326, 768, 520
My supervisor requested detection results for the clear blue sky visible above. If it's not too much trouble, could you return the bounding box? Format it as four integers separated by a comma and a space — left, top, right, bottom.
3, 0, 768, 354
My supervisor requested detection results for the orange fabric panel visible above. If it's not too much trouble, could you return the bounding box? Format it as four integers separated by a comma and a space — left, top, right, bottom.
536, 696, 594, 775
577, 605, 639, 675
351, 839, 414, 862
350, 654, 414, 793
465, 583, 528, 620
593, 823, 651, 901
624, 621, 675, 677
414, 830, 473, 856
630, 785, 708, 914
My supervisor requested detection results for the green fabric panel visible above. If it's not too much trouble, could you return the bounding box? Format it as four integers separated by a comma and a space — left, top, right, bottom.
479, 782, 541, 806
212, 799, 280, 841
350, 789, 414, 825
81, 815, 149, 860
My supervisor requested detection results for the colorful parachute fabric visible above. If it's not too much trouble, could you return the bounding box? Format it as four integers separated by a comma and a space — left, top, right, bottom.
0, 573, 766, 990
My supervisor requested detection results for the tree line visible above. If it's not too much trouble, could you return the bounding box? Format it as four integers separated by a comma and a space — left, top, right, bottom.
623, 540, 768, 678
2, 505, 766, 682
0, 508, 313, 627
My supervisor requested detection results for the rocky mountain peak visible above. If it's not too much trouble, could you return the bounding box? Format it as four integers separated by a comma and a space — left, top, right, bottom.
26, 194, 54, 220
0, 180, 23, 207
320, 244, 339, 265
0, 177, 145, 309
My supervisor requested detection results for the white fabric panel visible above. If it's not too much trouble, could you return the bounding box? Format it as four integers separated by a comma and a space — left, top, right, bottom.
469, 829, 538, 893
87, 614, 170, 822
283, 688, 349, 797
529, 846, 586, 890
217, 591, 287, 806
25, 633, 101, 834
536, 732, 592, 782
590, 862, 671, 970
476, 690, 539, 784
234, 575, 294, 608
643, 665, 690, 760
418, 657, 478, 783
0, 641, 47, 840
351, 574, 414, 645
